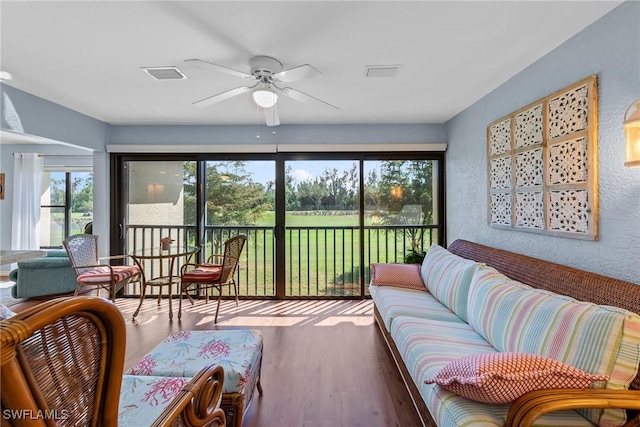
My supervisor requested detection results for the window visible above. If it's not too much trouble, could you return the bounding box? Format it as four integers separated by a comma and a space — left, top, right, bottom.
40, 170, 93, 248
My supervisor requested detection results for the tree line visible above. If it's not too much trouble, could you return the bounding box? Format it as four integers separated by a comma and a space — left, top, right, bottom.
47, 173, 93, 214
183, 160, 434, 226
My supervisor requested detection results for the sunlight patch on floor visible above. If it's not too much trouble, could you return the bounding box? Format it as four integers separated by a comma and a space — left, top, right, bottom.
314, 316, 374, 326
116, 297, 375, 327
214, 316, 308, 326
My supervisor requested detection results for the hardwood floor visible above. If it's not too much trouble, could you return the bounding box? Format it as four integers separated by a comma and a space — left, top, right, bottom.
116, 297, 423, 427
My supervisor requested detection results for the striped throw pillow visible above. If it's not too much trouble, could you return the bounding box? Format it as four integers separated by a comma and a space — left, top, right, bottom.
420, 245, 478, 321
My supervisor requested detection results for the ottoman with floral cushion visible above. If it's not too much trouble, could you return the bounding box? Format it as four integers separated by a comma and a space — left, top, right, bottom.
128, 329, 263, 427
118, 375, 199, 426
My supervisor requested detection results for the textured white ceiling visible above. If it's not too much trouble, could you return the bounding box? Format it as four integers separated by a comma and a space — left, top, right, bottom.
0, 1, 622, 126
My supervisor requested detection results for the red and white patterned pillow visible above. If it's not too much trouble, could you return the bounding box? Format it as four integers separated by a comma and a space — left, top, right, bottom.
424, 352, 609, 404
370, 263, 426, 291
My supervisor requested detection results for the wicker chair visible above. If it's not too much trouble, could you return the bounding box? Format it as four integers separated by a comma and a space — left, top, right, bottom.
178, 235, 247, 322
63, 234, 144, 302
0, 296, 226, 427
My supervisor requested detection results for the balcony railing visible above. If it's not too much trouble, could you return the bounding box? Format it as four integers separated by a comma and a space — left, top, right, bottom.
124, 224, 440, 298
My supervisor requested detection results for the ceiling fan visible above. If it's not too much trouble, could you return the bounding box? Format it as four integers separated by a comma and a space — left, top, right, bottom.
185, 55, 339, 126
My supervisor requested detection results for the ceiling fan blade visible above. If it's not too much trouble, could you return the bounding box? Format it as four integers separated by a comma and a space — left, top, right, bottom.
192, 86, 251, 108
185, 58, 252, 79
282, 87, 339, 113
264, 105, 280, 127
273, 64, 322, 83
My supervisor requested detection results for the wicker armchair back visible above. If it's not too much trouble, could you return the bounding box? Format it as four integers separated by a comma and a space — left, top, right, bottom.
0, 296, 226, 427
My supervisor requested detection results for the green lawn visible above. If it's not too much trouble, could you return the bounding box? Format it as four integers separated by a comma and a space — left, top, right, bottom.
129, 210, 434, 298
255, 211, 360, 227
42, 212, 93, 247
232, 211, 431, 297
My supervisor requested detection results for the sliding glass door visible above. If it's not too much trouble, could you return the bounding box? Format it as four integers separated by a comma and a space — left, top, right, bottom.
121, 160, 197, 297
112, 152, 444, 299
363, 159, 440, 295
118, 159, 276, 297
203, 160, 276, 297
284, 160, 360, 296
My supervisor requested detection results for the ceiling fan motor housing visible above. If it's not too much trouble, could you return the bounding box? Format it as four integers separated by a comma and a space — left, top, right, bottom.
250, 55, 283, 81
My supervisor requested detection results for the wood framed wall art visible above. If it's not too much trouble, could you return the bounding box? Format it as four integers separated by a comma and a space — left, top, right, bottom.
487, 75, 598, 240
0, 173, 4, 200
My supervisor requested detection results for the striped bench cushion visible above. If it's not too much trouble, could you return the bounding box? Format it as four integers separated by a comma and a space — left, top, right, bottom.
390, 316, 593, 426
467, 265, 640, 427
77, 265, 140, 283
370, 285, 464, 331
420, 245, 478, 322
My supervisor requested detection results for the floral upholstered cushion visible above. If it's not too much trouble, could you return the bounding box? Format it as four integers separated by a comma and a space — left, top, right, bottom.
370, 263, 426, 291
119, 375, 188, 426
424, 352, 609, 404
128, 330, 262, 394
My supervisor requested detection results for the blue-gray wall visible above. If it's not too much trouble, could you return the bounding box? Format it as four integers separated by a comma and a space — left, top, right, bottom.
0, 84, 110, 256
445, 1, 640, 283
1, 85, 109, 150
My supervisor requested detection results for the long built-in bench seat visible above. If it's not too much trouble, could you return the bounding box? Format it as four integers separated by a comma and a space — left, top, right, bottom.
371, 239, 640, 427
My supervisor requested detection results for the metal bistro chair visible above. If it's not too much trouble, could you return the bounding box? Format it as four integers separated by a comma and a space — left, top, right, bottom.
63, 234, 144, 302
179, 235, 247, 322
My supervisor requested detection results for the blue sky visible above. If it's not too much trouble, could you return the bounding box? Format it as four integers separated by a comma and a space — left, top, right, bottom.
245, 160, 377, 185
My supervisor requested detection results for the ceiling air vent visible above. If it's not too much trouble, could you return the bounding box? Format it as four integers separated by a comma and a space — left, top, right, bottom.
364, 65, 403, 78
141, 66, 188, 80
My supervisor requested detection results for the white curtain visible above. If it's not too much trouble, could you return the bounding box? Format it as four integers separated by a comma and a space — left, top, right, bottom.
11, 153, 43, 250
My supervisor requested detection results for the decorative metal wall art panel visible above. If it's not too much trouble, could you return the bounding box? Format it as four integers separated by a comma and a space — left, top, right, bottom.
490, 193, 512, 226
486, 76, 598, 240
516, 148, 544, 188
548, 85, 589, 139
490, 157, 512, 190
515, 192, 544, 229
549, 190, 589, 233
548, 137, 588, 184
515, 104, 543, 148
489, 118, 512, 156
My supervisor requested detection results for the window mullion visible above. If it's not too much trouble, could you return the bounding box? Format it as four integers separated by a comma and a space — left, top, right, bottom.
65, 172, 72, 238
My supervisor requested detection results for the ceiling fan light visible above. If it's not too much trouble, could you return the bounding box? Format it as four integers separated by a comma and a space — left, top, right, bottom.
253, 88, 278, 108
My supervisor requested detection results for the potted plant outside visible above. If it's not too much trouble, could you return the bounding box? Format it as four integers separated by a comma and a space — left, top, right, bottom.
160, 236, 174, 251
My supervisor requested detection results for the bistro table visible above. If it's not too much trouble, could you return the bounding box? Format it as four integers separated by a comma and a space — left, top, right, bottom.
131, 245, 198, 321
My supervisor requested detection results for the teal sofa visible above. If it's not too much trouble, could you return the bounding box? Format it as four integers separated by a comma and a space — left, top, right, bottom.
9, 250, 77, 298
